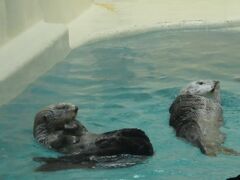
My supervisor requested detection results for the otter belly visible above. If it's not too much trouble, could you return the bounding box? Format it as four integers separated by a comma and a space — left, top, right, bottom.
169, 94, 225, 155
58, 129, 154, 156
197, 104, 225, 147
58, 133, 99, 154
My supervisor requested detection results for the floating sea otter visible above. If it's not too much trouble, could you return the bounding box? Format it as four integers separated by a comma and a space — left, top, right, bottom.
169, 80, 239, 156
33, 103, 153, 171
227, 174, 240, 180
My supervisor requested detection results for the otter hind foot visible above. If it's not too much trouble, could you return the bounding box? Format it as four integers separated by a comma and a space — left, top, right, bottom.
202, 146, 240, 156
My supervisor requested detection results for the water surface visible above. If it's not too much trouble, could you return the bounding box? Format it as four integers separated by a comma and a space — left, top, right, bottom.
0, 27, 240, 180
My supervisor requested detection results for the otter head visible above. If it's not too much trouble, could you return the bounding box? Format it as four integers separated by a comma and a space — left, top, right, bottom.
34, 103, 79, 131
180, 80, 220, 102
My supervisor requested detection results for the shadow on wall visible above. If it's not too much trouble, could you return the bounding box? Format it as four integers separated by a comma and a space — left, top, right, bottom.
0, 0, 93, 47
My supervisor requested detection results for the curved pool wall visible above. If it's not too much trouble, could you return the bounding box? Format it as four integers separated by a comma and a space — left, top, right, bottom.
1, 0, 240, 106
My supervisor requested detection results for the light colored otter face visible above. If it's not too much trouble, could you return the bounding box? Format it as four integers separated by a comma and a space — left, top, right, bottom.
36, 103, 79, 130
46, 103, 78, 123
33, 103, 79, 140
180, 80, 220, 102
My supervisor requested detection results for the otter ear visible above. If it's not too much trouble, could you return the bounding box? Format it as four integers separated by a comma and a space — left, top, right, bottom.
43, 115, 48, 122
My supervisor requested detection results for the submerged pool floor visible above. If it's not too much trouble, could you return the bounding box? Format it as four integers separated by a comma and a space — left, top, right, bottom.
0, 27, 240, 180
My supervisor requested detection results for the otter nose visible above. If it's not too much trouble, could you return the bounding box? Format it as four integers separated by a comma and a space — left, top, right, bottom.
214, 80, 220, 85
74, 106, 78, 113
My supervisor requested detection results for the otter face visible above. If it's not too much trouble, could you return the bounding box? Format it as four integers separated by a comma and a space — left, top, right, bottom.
46, 103, 78, 123
180, 80, 220, 102
35, 103, 79, 131
33, 103, 80, 144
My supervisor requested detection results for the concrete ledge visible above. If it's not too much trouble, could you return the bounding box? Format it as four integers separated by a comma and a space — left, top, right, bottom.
0, 0, 93, 47
39, 0, 92, 23
69, 0, 240, 48
0, 21, 70, 106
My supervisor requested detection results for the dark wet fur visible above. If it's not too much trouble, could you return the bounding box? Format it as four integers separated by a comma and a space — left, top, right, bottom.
226, 175, 240, 180
34, 128, 153, 171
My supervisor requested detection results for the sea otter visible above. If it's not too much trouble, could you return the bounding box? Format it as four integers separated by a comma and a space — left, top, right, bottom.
169, 80, 239, 156
33, 103, 85, 151
227, 174, 240, 180
33, 103, 153, 171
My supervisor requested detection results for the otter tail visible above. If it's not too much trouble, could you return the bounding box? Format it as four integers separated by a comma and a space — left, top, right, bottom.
219, 146, 240, 156
33, 154, 147, 172
33, 157, 58, 163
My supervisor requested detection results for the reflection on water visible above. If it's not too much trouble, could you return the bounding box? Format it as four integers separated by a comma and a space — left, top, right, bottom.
0, 28, 240, 179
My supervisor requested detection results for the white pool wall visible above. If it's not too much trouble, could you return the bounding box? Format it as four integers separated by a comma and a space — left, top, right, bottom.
0, 0, 92, 105
1, 0, 240, 106
69, 0, 240, 48
0, 0, 92, 46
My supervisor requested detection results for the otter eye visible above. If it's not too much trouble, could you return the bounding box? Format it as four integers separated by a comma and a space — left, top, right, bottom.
197, 82, 204, 85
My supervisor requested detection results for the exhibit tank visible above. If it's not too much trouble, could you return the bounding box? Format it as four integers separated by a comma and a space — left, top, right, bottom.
0, 27, 240, 179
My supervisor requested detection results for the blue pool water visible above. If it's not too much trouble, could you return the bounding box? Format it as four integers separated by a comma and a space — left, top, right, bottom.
0, 27, 240, 180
